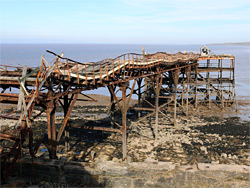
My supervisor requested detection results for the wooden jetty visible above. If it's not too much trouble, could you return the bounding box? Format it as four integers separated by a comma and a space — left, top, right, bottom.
0, 46, 237, 181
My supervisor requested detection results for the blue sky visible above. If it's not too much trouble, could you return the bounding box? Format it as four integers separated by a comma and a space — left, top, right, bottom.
0, 0, 250, 44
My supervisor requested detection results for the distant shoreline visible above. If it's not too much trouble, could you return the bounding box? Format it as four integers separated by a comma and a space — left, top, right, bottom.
207, 42, 250, 46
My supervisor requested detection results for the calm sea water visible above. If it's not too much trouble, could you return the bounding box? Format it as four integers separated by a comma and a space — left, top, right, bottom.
0, 44, 249, 100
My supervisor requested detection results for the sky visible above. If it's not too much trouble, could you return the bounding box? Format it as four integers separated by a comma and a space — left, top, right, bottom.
0, 0, 250, 44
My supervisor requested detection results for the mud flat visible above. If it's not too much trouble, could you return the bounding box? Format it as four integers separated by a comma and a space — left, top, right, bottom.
1, 94, 250, 187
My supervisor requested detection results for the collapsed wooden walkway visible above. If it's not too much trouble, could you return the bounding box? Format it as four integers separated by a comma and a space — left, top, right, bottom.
0, 47, 237, 181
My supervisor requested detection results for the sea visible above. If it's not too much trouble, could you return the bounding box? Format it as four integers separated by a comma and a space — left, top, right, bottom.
0, 44, 249, 101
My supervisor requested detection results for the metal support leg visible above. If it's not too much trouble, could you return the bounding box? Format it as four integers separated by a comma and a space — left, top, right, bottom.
46, 101, 57, 159
207, 60, 211, 109
173, 70, 180, 127
121, 86, 127, 160
63, 85, 70, 151
137, 78, 142, 118
108, 85, 116, 128
186, 67, 190, 115
195, 65, 198, 109
155, 77, 159, 140
174, 87, 177, 126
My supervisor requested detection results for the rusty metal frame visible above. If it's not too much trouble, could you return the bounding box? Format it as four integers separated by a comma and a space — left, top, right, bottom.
0, 50, 237, 181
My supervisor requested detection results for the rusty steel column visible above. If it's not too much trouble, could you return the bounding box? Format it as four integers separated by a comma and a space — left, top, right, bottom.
63, 85, 70, 151
155, 77, 159, 140
51, 104, 56, 158
137, 78, 142, 118
109, 80, 136, 161
186, 66, 191, 115
181, 80, 184, 106
232, 57, 238, 111
153, 75, 162, 140
108, 85, 116, 128
195, 64, 198, 109
121, 86, 127, 160
173, 70, 180, 127
207, 59, 211, 109
46, 98, 57, 159
57, 94, 78, 144
220, 59, 224, 110
174, 87, 177, 126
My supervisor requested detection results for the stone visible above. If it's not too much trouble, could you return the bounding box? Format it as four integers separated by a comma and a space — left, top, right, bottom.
200, 146, 208, 154
221, 153, 227, 158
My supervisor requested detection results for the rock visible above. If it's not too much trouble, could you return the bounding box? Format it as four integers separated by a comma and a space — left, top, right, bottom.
200, 146, 208, 154
112, 157, 122, 162
212, 160, 220, 164
232, 155, 238, 160
221, 153, 227, 158
90, 150, 96, 161
76, 151, 85, 160
96, 154, 110, 161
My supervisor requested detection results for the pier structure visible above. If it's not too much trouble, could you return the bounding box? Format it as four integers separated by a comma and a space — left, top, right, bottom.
0, 47, 236, 180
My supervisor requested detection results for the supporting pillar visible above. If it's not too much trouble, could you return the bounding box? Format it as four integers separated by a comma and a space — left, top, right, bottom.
173, 70, 180, 127
152, 75, 162, 140
57, 94, 78, 145
181, 72, 184, 106
143, 77, 151, 100
137, 78, 142, 118
174, 88, 177, 127
155, 77, 159, 140
207, 60, 211, 109
121, 86, 127, 160
186, 66, 190, 115
63, 85, 70, 151
108, 80, 137, 161
46, 96, 57, 159
232, 58, 238, 112
220, 59, 224, 110
195, 65, 198, 109
108, 85, 116, 128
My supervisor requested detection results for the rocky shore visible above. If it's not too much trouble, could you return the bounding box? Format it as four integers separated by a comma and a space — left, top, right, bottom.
0, 94, 250, 187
